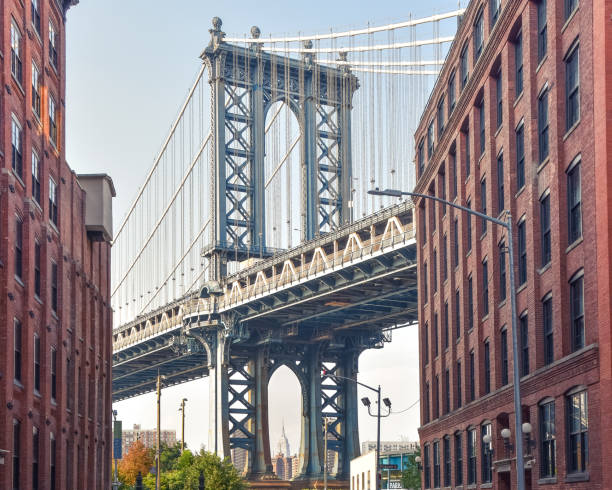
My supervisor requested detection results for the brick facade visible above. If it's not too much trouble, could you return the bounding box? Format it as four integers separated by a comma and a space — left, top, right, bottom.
414, 1, 611, 489
0, 1, 113, 489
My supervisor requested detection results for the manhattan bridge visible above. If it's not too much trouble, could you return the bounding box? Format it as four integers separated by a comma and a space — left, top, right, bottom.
111, 9, 463, 487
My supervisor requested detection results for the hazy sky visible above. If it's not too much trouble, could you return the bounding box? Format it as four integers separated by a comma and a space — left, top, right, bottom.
65, 0, 461, 455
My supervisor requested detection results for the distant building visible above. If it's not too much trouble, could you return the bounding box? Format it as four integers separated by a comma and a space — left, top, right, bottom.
121, 424, 177, 455
291, 455, 300, 477
351, 449, 419, 490
231, 447, 247, 474
361, 440, 419, 454
271, 422, 294, 480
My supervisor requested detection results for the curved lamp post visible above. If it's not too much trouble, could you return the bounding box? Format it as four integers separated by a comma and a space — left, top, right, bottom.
368, 188, 526, 490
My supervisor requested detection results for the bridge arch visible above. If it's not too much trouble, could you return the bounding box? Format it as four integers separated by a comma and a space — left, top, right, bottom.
267, 364, 304, 479
264, 100, 302, 250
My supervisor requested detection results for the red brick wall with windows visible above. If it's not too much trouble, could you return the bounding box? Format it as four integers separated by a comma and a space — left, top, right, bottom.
0, 1, 112, 489
415, 0, 609, 488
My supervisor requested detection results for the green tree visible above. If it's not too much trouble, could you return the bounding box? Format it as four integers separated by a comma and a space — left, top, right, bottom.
141, 447, 246, 490
401, 450, 422, 490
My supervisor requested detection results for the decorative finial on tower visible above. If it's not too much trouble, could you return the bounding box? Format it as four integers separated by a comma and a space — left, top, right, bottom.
209, 16, 225, 48
302, 40, 315, 67
250, 26, 261, 39
338, 50, 352, 75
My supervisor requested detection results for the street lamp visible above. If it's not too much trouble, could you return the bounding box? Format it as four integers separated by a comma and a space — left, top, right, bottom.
324, 371, 391, 490
179, 398, 188, 453
112, 410, 120, 490
156, 372, 167, 490
368, 187, 527, 490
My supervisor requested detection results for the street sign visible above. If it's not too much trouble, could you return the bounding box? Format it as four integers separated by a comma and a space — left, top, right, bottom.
113, 421, 122, 459
388, 481, 403, 489
380, 463, 398, 470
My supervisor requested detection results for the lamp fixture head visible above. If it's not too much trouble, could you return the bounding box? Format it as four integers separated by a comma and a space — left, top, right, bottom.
414, 456, 422, 464
383, 397, 392, 408
522, 422, 533, 434
361, 397, 371, 407
482, 433, 492, 444
500, 428, 512, 440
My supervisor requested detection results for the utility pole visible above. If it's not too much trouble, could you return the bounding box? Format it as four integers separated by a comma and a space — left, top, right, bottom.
180, 398, 188, 453
156, 372, 163, 490
323, 417, 329, 490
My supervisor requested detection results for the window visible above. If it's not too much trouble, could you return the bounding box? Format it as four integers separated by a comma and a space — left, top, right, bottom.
468, 275, 474, 331
14, 319, 22, 383
516, 122, 525, 190
437, 98, 445, 137
50, 177, 58, 226
467, 428, 477, 484
421, 204, 427, 245
34, 242, 41, 297
444, 301, 449, 349
497, 152, 504, 214
480, 178, 487, 234
424, 322, 429, 365
484, 340, 491, 394
33, 426, 39, 490
428, 120, 435, 159
460, 42, 469, 90
566, 389, 588, 474
13, 419, 21, 490
540, 193, 551, 266
499, 242, 506, 301
518, 219, 527, 285
469, 350, 475, 401
434, 375, 440, 419
433, 441, 441, 488
496, 68, 503, 128
515, 32, 523, 97
540, 399, 556, 478
50, 433, 56, 490
32, 150, 41, 204
570, 273, 584, 351
565, 0, 578, 21
481, 423, 493, 482
34, 334, 41, 393
455, 290, 461, 340
433, 249, 438, 293
520, 313, 529, 376
479, 101, 486, 156
443, 234, 448, 281
467, 198, 472, 252
482, 259, 489, 316
11, 23, 22, 84
32, 0, 41, 35
448, 70, 456, 115
49, 20, 59, 69
418, 139, 425, 176
464, 128, 471, 177
12, 117, 23, 178
51, 262, 58, 313
443, 436, 451, 486
543, 295, 553, 365
444, 369, 450, 414
451, 151, 457, 197
51, 347, 57, 401
424, 444, 431, 488
537, 0, 547, 63
501, 328, 509, 385
440, 171, 446, 213
32, 62, 41, 118
488, 0, 503, 25
538, 88, 549, 163
15, 216, 23, 280
49, 95, 58, 148
474, 10, 484, 62
456, 360, 462, 408
455, 433, 463, 485
425, 382, 430, 424
453, 218, 459, 267
567, 160, 582, 243
434, 312, 439, 357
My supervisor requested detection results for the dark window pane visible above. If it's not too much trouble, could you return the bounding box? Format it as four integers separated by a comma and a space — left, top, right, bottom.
540, 400, 556, 478
501, 329, 509, 385
518, 221, 527, 285
516, 124, 525, 189
570, 275, 584, 351
539, 89, 549, 163
515, 33, 523, 97
543, 297, 554, 365
566, 391, 588, 473
520, 314, 529, 376
567, 161, 582, 243
538, 0, 547, 63
455, 432, 463, 485
541, 194, 551, 266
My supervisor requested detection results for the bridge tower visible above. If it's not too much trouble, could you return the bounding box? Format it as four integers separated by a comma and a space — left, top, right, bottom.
202, 17, 359, 280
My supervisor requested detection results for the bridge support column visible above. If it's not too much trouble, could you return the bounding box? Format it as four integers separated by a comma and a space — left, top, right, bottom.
298, 345, 323, 478
336, 350, 361, 479
208, 329, 231, 459
250, 347, 273, 478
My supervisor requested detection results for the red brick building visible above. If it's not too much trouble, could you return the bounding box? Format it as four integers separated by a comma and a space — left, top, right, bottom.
414, 0, 612, 488
0, 1, 115, 489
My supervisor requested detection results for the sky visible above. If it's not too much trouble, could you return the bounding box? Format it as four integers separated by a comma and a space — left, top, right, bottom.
64, 0, 462, 456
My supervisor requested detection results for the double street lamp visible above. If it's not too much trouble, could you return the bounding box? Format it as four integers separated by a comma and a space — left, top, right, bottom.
368, 188, 527, 490
324, 371, 391, 490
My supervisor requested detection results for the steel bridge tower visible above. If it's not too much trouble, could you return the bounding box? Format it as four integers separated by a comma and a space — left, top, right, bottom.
202, 17, 359, 280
